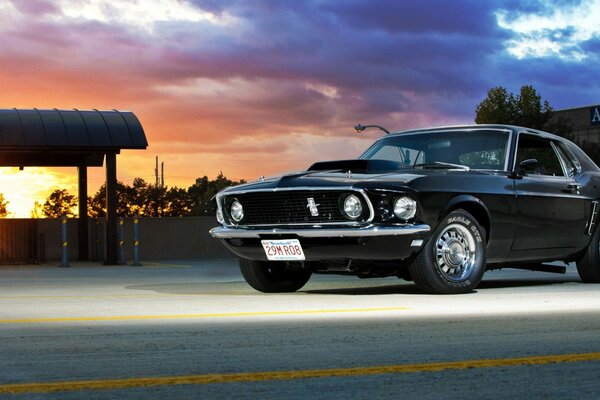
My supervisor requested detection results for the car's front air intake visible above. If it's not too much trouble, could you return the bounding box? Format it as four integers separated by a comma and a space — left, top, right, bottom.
224, 190, 370, 225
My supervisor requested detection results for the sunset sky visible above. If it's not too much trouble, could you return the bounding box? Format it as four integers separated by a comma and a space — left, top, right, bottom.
1, 0, 600, 216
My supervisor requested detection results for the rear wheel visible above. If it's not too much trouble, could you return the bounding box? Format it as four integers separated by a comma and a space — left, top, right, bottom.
409, 210, 486, 294
576, 226, 600, 283
239, 259, 312, 293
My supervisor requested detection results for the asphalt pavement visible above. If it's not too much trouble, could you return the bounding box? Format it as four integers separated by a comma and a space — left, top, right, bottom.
0, 258, 599, 399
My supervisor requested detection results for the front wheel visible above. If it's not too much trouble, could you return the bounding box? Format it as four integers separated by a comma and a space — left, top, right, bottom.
239, 259, 312, 293
409, 210, 486, 294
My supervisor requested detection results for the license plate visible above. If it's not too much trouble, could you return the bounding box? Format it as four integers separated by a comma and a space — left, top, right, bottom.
261, 239, 305, 261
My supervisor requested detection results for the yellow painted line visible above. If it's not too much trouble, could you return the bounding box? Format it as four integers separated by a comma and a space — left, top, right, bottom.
0, 307, 409, 324
1, 352, 599, 394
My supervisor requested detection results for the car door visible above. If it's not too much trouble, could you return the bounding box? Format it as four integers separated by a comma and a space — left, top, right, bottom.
511, 133, 586, 254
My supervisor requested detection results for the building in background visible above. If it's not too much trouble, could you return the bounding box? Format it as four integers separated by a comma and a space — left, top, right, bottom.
554, 105, 600, 144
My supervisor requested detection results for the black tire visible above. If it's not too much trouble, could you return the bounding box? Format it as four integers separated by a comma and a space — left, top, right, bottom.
239, 259, 312, 293
409, 210, 486, 294
576, 226, 600, 283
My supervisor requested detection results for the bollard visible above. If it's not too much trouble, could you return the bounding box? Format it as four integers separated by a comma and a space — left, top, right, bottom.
95, 219, 102, 262
130, 216, 142, 267
118, 217, 125, 265
59, 215, 70, 268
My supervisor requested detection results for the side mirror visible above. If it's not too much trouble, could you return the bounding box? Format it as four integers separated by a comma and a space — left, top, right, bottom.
519, 159, 540, 175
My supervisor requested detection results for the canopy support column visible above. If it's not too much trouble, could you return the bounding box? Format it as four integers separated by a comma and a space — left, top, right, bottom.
78, 165, 89, 260
105, 152, 118, 264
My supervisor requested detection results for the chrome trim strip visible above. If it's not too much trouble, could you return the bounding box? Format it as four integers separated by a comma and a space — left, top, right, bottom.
209, 224, 430, 239
235, 220, 366, 228
219, 186, 360, 196
587, 201, 599, 236
504, 131, 513, 172
217, 187, 376, 227
385, 127, 514, 138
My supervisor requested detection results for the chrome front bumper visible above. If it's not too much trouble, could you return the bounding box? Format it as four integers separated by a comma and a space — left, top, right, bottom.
209, 224, 430, 239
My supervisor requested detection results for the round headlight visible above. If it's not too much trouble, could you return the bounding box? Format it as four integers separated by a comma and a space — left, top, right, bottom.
393, 196, 417, 220
342, 194, 363, 219
216, 207, 225, 224
230, 200, 244, 222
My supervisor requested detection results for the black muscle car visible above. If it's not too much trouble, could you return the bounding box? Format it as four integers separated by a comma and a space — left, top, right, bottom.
210, 124, 600, 294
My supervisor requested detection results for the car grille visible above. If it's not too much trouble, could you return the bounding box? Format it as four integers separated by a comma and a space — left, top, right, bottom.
225, 190, 368, 225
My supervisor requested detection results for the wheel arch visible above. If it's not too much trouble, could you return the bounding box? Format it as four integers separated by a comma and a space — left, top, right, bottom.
439, 195, 491, 243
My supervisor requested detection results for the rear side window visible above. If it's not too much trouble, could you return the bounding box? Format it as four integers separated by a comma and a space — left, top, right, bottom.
515, 134, 565, 177
566, 141, 599, 172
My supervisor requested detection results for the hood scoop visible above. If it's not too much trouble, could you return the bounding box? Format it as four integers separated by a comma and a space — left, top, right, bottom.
307, 159, 403, 174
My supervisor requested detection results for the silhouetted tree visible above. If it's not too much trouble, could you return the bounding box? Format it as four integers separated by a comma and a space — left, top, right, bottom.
475, 86, 517, 126
87, 181, 131, 217
41, 189, 78, 218
30, 201, 43, 218
128, 178, 150, 216
188, 172, 246, 216
86, 174, 245, 217
163, 187, 193, 217
475, 85, 573, 139
514, 85, 554, 130
0, 193, 9, 218
474, 85, 600, 165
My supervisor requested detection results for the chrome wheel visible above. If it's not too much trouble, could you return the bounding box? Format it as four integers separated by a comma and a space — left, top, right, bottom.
409, 210, 486, 294
435, 223, 476, 282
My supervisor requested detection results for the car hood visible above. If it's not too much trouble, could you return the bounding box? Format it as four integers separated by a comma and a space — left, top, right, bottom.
219, 159, 490, 194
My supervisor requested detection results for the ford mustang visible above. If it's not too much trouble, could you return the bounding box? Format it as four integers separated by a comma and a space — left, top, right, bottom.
210, 124, 600, 294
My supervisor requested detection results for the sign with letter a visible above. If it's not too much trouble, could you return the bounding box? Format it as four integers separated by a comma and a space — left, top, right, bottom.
592, 106, 600, 126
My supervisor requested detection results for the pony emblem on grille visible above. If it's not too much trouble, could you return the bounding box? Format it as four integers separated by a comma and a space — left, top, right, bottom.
307, 197, 320, 216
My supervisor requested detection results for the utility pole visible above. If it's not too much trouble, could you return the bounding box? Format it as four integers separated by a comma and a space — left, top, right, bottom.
154, 156, 159, 217
155, 156, 159, 187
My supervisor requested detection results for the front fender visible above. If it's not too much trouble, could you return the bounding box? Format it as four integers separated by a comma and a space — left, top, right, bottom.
437, 194, 492, 242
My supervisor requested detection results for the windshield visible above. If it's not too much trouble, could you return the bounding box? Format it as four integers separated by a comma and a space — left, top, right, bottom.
360, 129, 511, 171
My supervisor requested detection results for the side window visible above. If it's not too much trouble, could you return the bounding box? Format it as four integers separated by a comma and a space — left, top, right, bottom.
554, 143, 577, 177
563, 142, 585, 172
515, 134, 565, 177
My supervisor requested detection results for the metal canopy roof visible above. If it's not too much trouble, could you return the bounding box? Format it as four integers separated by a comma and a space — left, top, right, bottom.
0, 108, 148, 167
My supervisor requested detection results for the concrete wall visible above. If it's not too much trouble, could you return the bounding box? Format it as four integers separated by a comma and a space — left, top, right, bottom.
18, 217, 230, 262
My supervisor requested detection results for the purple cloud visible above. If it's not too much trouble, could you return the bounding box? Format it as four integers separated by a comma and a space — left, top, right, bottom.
1, 0, 599, 184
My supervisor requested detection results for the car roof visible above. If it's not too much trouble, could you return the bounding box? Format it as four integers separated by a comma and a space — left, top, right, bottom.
386, 124, 568, 143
